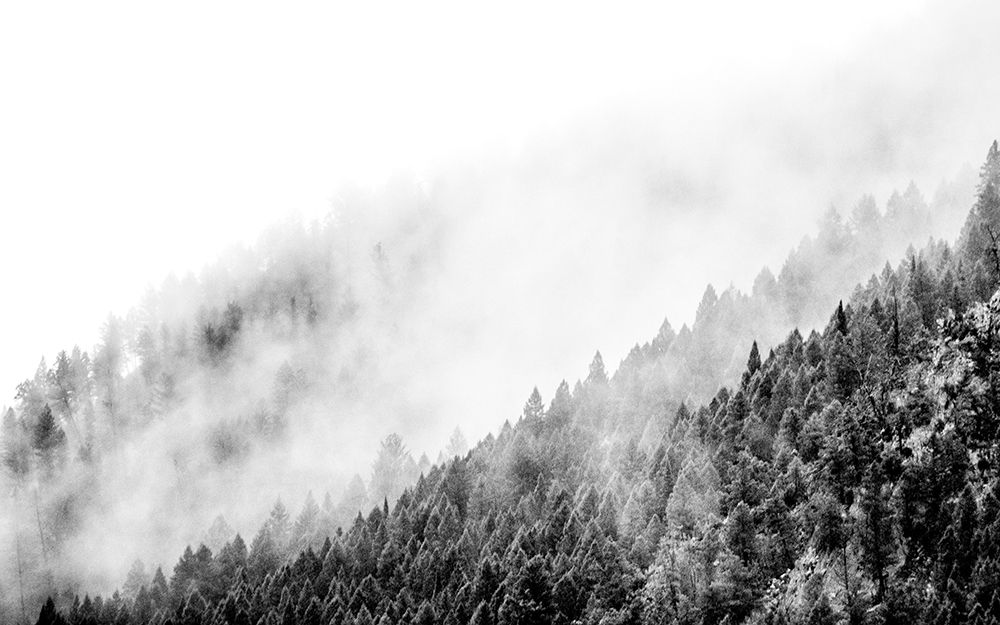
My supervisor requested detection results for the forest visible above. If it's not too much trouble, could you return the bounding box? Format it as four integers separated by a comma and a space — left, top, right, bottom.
5, 141, 1000, 624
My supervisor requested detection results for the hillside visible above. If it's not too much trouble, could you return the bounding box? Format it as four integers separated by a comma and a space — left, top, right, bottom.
6, 142, 999, 625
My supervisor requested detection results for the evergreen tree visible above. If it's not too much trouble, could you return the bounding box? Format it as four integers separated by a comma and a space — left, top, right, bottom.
547, 380, 573, 428
265, 499, 291, 552
1, 408, 31, 482
370, 433, 412, 504
292, 492, 321, 548
522, 388, 544, 422
29, 139, 1000, 625
149, 566, 169, 606
446, 427, 469, 458
36, 597, 67, 625
586, 352, 608, 387
497, 555, 552, 625
247, 526, 280, 583
122, 560, 149, 601
747, 341, 762, 376
33, 404, 66, 477
93, 315, 124, 440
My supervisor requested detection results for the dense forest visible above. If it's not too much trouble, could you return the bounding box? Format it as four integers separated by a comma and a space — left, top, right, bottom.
5, 142, 1000, 624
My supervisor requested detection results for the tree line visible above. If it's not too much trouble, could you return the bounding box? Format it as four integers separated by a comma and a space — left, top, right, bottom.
26, 142, 1000, 624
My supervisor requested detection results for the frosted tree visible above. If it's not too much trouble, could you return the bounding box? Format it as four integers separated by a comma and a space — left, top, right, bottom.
370, 433, 412, 504
446, 427, 469, 458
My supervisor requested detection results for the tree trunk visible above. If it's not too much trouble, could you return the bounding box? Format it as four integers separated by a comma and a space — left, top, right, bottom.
12, 491, 27, 625
842, 543, 855, 624
33, 486, 48, 565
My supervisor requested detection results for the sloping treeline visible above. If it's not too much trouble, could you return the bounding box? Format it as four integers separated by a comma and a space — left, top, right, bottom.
1, 156, 970, 489
32, 143, 1000, 624
0, 149, 970, 625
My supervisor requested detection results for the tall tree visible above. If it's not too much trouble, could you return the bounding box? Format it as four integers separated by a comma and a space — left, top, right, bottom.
33, 404, 66, 478
1, 408, 31, 483
522, 388, 544, 422
746, 341, 762, 377
585, 352, 608, 387
497, 555, 552, 625
93, 315, 124, 443
446, 427, 469, 458
370, 433, 412, 504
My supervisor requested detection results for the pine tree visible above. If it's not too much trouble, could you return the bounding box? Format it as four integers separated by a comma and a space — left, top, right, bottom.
265, 499, 291, 552
695, 284, 719, 326
15, 357, 50, 423
214, 534, 248, 594
833, 300, 849, 336
747, 341, 762, 377
93, 315, 124, 443
123, 560, 149, 600
497, 555, 552, 625
248, 527, 280, 583
812, 492, 854, 613
292, 492, 321, 548
36, 597, 67, 625
149, 566, 169, 606
470, 601, 493, 625
342, 474, 368, 513
412, 600, 436, 625
856, 481, 895, 600
724, 502, 758, 565
665, 450, 721, 537
204, 515, 235, 551
370, 434, 412, 504
1, 407, 31, 482
547, 380, 573, 428
522, 388, 544, 422
446, 427, 469, 458
979, 140, 1000, 194
49, 350, 75, 422
33, 404, 66, 477
586, 352, 608, 387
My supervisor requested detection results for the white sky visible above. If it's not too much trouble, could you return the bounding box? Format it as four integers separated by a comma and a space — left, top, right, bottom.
0, 0, 959, 398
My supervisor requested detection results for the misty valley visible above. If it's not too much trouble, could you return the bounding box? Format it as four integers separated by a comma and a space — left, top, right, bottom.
2, 139, 1000, 625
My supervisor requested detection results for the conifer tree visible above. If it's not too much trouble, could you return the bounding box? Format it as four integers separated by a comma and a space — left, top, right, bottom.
33, 404, 66, 477
36, 597, 67, 625
446, 427, 469, 458
747, 341, 762, 376
123, 560, 149, 601
979, 140, 1000, 194
292, 492, 321, 548
248, 526, 280, 583
497, 555, 552, 625
522, 388, 544, 422
586, 352, 608, 387
1, 407, 31, 482
149, 566, 169, 606
265, 499, 291, 552
370, 433, 412, 505
547, 380, 573, 428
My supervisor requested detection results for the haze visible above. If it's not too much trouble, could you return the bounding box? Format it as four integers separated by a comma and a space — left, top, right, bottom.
5, 0, 986, 398
4, 0, 1000, 613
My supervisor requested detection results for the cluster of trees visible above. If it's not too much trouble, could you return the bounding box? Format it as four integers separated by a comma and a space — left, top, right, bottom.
1, 160, 971, 494
645, 172, 973, 403
28, 142, 1000, 624
0, 200, 454, 621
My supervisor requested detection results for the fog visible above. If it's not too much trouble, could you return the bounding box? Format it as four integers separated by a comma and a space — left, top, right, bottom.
1, 0, 1000, 617
0, 0, 949, 398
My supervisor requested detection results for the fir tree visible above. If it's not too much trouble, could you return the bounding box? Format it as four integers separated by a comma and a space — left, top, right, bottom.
33, 404, 66, 477
522, 388, 544, 422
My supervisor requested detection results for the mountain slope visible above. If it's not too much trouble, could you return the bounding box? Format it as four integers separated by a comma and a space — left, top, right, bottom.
25, 143, 1000, 624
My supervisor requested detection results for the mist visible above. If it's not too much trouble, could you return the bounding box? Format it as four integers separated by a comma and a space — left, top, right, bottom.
2, 0, 1000, 620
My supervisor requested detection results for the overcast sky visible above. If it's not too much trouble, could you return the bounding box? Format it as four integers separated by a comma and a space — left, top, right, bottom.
2, 0, 998, 400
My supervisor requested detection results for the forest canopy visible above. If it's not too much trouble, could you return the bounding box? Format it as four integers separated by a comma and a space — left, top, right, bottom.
6, 142, 1000, 624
